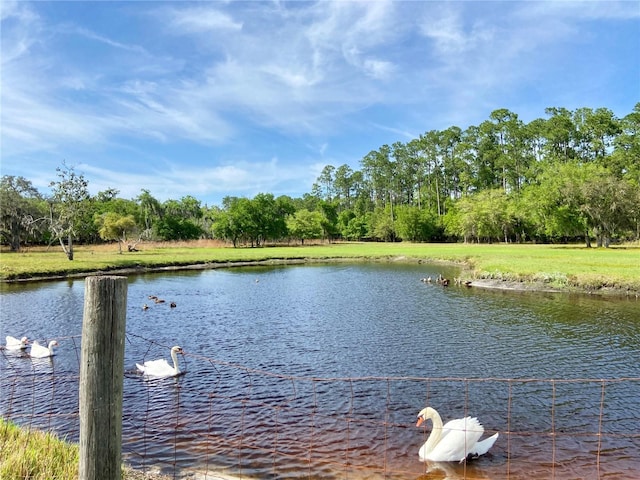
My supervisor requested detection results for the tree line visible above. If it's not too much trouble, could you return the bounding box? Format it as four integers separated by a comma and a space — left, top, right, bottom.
1, 104, 638, 258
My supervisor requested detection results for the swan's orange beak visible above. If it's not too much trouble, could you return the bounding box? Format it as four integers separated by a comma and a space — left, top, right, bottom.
416, 416, 424, 427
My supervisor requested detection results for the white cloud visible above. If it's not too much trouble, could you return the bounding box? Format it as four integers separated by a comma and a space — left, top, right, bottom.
362, 58, 395, 80
304, 0, 400, 79
1, 1, 636, 205
165, 6, 243, 33
0, 1, 41, 64
419, 8, 471, 55
79, 156, 317, 203
0, 5, 238, 156
261, 64, 320, 89
514, 1, 640, 21
0, 0, 38, 23
1, 76, 109, 157
59, 24, 148, 54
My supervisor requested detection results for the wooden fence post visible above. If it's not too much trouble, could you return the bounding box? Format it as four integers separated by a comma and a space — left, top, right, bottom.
79, 275, 127, 480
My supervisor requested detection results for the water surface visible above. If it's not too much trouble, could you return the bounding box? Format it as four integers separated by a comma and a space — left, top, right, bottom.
1, 263, 639, 479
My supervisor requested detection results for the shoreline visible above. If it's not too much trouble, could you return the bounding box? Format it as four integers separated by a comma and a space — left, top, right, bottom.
466, 277, 639, 298
125, 466, 249, 480
464, 278, 564, 294
2, 256, 638, 298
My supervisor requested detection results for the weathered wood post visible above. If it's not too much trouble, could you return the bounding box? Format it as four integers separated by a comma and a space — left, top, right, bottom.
79, 275, 127, 480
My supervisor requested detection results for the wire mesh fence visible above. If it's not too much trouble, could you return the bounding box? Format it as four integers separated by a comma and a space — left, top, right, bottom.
2, 332, 639, 479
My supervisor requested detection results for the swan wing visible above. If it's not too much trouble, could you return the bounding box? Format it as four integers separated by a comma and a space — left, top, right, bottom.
137, 358, 176, 377
30, 341, 50, 358
470, 432, 499, 457
427, 417, 485, 462
141, 358, 171, 369
6, 336, 27, 350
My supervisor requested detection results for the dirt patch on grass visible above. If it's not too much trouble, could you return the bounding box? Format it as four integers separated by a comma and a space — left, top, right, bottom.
466, 278, 564, 293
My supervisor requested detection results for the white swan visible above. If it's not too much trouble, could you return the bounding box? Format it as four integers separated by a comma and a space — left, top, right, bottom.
5, 336, 29, 350
30, 340, 58, 358
416, 407, 499, 463
136, 346, 184, 378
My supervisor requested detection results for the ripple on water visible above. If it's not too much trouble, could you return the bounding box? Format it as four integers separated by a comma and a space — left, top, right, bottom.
1, 264, 639, 479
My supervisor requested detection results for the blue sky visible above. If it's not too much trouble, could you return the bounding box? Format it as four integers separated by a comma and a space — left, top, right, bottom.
1, 1, 639, 207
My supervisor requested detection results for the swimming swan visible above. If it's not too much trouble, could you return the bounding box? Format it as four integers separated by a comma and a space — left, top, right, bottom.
136, 346, 184, 378
5, 336, 29, 350
30, 340, 58, 358
416, 407, 498, 462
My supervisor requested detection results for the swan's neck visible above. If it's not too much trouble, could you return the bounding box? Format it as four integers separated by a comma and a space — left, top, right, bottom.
424, 410, 444, 454
171, 350, 180, 373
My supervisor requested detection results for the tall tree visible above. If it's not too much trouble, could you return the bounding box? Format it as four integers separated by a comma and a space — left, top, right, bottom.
315, 165, 336, 201
487, 109, 527, 192
573, 107, 621, 161
544, 107, 577, 161
136, 189, 163, 237
361, 145, 393, 208
417, 131, 442, 214
439, 126, 464, 200
49, 163, 90, 260
469, 121, 501, 191
0, 176, 46, 251
333, 164, 355, 209
405, 138, 428, 208
610, 103, 640, 184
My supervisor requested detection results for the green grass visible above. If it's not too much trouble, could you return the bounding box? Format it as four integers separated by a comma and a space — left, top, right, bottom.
0, 418, 168, 480
0, 418, 79, 480
1, 241, 639, 294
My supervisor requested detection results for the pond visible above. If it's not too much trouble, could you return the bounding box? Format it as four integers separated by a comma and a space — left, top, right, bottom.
1, 262, 639, 479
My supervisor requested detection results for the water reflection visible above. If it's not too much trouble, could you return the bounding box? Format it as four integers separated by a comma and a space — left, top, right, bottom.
1, 263, 639, 479
418, 461, 495, 480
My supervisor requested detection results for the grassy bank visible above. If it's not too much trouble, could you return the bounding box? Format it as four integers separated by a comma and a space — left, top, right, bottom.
0, 418, 171, 480
0, 418, 78, 480
1, 241, 638, 295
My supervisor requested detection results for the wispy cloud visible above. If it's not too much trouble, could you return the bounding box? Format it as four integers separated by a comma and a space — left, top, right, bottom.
513, 1, 640, 21
164, 6, 243, 33
80, 156, 317, 202
58, 24, 148, 54
1, 1, 637, 204
2, 0, 405, 158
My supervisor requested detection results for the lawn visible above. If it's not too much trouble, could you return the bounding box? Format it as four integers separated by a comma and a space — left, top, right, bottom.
1, 240, 638, 294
